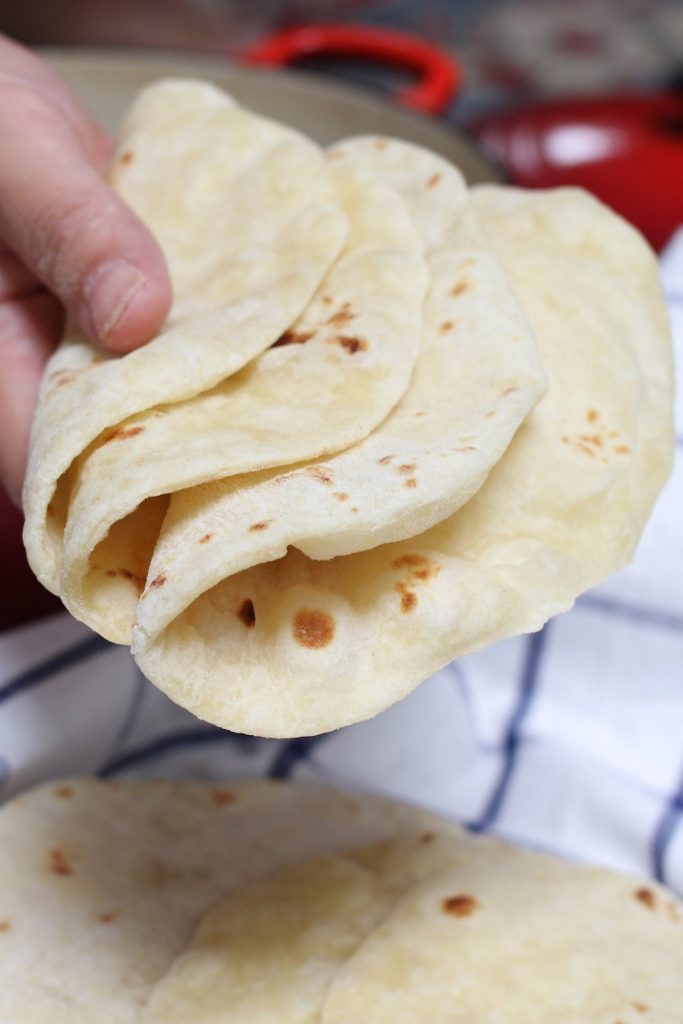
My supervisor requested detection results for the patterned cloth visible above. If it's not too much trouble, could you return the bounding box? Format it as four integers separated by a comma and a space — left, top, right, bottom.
1, 229, 682, 895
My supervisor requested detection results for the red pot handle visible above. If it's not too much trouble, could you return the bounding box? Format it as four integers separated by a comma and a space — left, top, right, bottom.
242, 24, 461, 116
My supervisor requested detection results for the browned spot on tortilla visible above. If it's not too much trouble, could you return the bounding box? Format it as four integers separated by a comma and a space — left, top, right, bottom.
501, 387, 519, 396
667, 900, 680, 922
338, 334, 368, 355
442, 894, 478, 917
105, 567, 145, 589
150, 574, 167, 588
249, 521, 270, 532
334, 492, 349, 501
579, 433, 603, 446
211, 787, 236, 807
393, 554, 428, 570
419, 832, 435, 844
327, 148, 345, 159
614, 444, 631, 455
397, 584, 417, 613
293, 609, 335, 649
327, 302, 356, 326
373, 139, 388, 150
237, 599, 256, 628
322, 295, 333, 305
440, 320, 454, 333
451, 280, 468, 297
632, 1003, 649, 1014
306, 466, 333, 485
119, 150, 134, 165
105, 425, 145, 443
50, 848, 74, 877
405, 477, 418, 488
576, 442, 596, 458
273, 330, 314, 347
97, 911, 119, 924
414, 410, 426, 417
427, 172, 442, 188
587, 409, 599, 422
561, 435, 569, 443
54, 786, 73, 799
399, 463, 416, 475
199, 533, 213, 544
635, 887, 657, 910
485, 411, 497, 419
0, 920, 10, 932
378, 455, 394, 465
351, 507, 358, 513
47, 502, 56, 518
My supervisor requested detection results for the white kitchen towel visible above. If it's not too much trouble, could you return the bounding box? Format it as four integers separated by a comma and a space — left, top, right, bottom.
1, 228, 682, 894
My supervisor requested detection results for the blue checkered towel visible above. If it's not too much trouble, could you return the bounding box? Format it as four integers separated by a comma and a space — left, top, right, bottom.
2, 229, 682, 894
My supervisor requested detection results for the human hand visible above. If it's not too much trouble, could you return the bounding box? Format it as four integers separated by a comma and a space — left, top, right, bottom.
0, 34, 172, 504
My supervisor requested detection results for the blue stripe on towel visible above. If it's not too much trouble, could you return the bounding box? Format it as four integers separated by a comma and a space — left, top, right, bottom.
468, 624, 550, 832
0, 634, 110, 703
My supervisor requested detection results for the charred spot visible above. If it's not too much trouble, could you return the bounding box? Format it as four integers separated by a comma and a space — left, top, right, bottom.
327, 302, 356, 326
237, 599, 256, 628
150, 574, 167, 589
338, 335, 368, 355
399, 463, 416, 475
334, 492, 349, 501
635, 887, 657, 910
440, 320, 454, 333
97, 911, 119, 924
427, 172, 442, 188
419, 832, 435, 844
306, 466, 333, 485
54, 786, 74, 799
393, 554, 429, 570
587, 409, 599, 422
211, 788, 237, 807
293, 609, 335, 649
397, 584, 417, 613
273, 330, 314, 347
49, 848, 74, 877
442, 894, 478, 917
105, 567, 144, 589
47, 502, 56, 518
378, 455, 394, 465
119, 150, 135, 165
451, 280, 469, 297
615, 444, 631, 455
199, 533, 213, 544
105, 425, 145, 444
248, 521, 271, 532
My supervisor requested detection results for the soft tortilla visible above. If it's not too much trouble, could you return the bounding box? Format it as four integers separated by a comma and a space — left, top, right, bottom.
57, 155, 427, 642
0, 778, 451, 1024
23, 78, 347, 594
134, 186, 672, 737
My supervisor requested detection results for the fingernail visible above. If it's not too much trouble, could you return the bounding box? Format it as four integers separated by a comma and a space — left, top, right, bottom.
85, 259, 146, 344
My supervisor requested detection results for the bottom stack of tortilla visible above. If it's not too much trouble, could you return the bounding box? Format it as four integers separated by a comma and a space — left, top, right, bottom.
0, 778, 681, 1022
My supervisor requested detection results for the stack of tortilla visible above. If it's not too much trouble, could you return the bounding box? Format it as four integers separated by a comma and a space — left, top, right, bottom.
23, 79, 674, 737
0, 778, 681, 1021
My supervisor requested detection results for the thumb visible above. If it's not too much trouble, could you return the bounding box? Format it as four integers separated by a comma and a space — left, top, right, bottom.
0, 79, 172, 353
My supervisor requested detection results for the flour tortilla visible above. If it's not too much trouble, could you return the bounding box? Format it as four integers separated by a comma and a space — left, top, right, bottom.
57, 156, 427, 642
143, 832, 464, 1024
322, 842, 683, 1022
135, 186, 672, 737
23, 78, 347, 593
145, 827, 683, 1023
0, 778, 451, 1024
